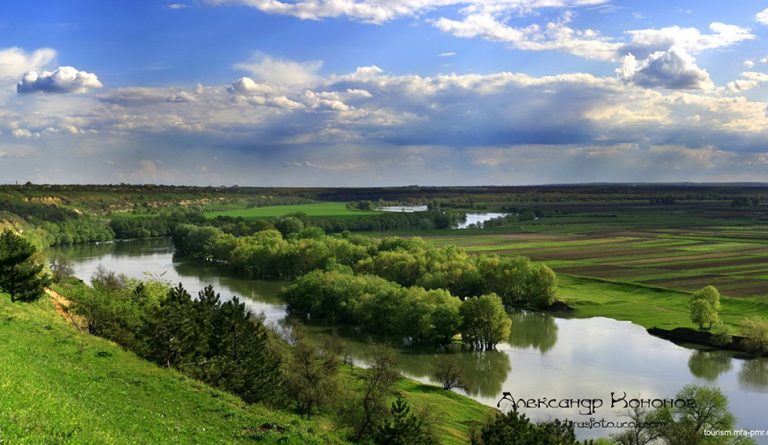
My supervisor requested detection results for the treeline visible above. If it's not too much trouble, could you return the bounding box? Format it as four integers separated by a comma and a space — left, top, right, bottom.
211, 209, 465, 236
311, 209, 465, 232
39, 219, 115, 245
172, 224, 557, 307
109, 208, 206, 238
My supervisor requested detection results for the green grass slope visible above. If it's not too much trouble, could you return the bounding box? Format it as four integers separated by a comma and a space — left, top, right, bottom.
0, 292, 493, 444
0, 293, 349, 445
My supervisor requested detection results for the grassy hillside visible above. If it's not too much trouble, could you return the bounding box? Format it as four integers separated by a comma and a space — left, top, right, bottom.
0, 292, 492, 444
0, 293, 349, 445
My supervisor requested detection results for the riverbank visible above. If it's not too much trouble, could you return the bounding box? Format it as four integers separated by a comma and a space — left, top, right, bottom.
647, 327, 767, 357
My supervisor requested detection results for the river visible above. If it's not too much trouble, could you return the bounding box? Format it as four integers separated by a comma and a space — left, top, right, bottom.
50, 237, 768, 443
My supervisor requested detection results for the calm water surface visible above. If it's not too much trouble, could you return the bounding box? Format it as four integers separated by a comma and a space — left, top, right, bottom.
51, 238, 768, 442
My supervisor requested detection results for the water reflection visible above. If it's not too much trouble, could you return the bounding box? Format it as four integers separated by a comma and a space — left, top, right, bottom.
508, 310, 558, 353
49, 237, 173, 258
738, 358, 768, 392
687, 350, 732, 381
458, 350, 512, 397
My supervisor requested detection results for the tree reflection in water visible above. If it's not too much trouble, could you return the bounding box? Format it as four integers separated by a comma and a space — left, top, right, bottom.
738, 357, 768, 391
507, 310, 558, 353
459, 350, 512, 398
687, 350, 732, 381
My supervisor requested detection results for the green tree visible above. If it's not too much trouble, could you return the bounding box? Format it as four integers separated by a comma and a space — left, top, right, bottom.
460, 294, 512, 351
0, 230, 49, 302
284, 327, 340, 419
524, 264, 558, 308
341, 345, 400, 441
373, 397, 436, 445
739, 317, 768, 355
650, 385, 746, 445
689, 285, 721, 330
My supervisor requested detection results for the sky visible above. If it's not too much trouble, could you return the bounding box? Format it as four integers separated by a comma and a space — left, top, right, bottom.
1, 0, 768, 186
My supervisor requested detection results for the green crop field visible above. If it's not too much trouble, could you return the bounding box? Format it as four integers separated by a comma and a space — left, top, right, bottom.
204, 203, 380, 219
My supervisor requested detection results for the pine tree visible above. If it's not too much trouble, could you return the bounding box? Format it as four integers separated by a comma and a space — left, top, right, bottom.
0, 230, 49, 302
141, 283, 198, 367
373, 397, 436, 445
214, 297, 285, 405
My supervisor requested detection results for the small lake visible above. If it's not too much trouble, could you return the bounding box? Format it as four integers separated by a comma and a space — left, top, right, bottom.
379, 206, 508, 229
455, 212, 508, 229
50, 238, 768, 443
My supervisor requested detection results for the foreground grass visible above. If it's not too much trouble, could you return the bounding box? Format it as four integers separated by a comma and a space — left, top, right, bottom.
0, 294, 349, 445
0, 292, 492, 444
204, 203, 379, 219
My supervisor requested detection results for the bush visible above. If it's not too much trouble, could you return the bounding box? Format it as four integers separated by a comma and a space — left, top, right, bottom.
740, 317, 768, 355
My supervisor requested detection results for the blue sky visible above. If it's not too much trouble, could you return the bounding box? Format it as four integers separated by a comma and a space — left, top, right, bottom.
1, 0, 768, 185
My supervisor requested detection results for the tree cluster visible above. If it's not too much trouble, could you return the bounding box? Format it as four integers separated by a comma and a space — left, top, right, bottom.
39, 219, 115, 245
68, 277, 286, 405
173, 224, 558, 308
282, 270, 470, 346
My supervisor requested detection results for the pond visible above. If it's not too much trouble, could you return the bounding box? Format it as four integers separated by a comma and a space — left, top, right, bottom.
50, 238, 768, 443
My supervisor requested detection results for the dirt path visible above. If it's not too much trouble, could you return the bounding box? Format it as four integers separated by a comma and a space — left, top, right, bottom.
46, 288, 86, 332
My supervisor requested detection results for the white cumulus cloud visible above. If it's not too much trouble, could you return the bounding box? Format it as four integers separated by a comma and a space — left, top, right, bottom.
17, 66, 102, 94
617, 47, 713, 90
622, 22, 755, 58
756, 7, 768, 25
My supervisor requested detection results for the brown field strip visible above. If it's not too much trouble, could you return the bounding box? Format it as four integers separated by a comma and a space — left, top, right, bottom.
658, 256, 768, 271
641, 275, 768, 297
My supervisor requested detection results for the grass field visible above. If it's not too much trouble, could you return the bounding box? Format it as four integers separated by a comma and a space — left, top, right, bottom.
204, 203, 379, 219
0, 291, 490, 444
